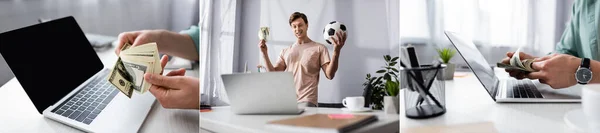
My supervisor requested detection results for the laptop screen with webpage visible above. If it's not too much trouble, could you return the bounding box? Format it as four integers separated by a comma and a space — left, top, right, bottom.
445, 31, 500, 100
0, 16, 104, 113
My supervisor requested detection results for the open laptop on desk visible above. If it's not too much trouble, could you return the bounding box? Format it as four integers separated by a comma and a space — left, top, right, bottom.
221, 72, 304, 115
444, 31, 581, 103
0, 16, 155, 132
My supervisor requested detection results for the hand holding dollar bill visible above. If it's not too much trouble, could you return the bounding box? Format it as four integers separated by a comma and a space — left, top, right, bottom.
496, 48, 538, 72
108, 42, 162, 98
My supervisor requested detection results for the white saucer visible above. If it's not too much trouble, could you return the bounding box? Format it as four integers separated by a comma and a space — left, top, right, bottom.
564, 108, 587, 133
341, 107, 372, 112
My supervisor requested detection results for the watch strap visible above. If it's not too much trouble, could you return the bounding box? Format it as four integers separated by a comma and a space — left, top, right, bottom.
582, 58, 590, 69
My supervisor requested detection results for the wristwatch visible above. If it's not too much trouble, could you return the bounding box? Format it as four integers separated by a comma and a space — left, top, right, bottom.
576, 58, 593, 84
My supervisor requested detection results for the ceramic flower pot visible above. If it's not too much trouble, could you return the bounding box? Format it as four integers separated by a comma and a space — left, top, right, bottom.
442, 63, 455, 80
383, 96, 400, 114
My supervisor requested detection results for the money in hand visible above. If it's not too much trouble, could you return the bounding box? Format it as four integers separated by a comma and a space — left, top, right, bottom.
497, 47, 537, 72
108, 42, 162, 98
258, 27, 270, 41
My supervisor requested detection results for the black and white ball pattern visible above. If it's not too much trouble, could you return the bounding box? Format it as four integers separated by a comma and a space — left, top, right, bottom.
323, 21, 347, 45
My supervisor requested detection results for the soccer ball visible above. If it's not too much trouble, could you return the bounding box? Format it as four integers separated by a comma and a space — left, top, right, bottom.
322, 21, 347, 45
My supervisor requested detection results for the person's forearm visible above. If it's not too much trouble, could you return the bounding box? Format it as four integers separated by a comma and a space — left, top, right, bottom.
261, 52, 277, 72
590, 60, 600, 84
158, 30, 199, 61
325, 51, 340, 80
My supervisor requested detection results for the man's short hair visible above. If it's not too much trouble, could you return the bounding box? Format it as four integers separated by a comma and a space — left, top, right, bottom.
289, 12, 308, 26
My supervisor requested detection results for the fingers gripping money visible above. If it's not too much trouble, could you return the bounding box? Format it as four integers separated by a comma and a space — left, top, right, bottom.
497, 48, 538, 72
108, 42, 162, 98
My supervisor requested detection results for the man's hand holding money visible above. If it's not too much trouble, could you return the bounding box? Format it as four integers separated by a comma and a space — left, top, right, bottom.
144, 68, 200, 109
499, 51, 537, 79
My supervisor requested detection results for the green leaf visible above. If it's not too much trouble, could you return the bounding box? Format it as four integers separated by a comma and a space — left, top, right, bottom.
384, 73, 391, 80
376, 70, 386, 73
391, 57, 399, 62
384, 55, 391, 61
389, 62, 397, 66
437, 48, 456, 63
391, 68, 399, 72
385, 79, 399, 96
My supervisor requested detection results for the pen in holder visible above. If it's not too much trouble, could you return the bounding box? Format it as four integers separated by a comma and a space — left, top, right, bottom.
401, 64, 446, 119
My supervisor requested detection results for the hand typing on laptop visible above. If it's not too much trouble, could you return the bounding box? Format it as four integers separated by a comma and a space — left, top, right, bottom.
115, 29, 200, 109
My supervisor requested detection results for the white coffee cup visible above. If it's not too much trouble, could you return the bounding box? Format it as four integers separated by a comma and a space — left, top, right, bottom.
582, 84, 600, 131
342, 96, 365, 110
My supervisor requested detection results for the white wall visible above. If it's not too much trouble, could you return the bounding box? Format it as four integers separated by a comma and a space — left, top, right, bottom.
237, 0, 398, 103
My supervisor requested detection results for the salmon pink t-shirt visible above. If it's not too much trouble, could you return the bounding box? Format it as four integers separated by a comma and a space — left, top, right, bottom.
275, 41, 331, 105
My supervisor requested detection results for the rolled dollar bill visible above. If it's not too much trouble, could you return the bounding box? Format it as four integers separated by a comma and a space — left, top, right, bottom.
522, 59, 536, 72
510, 48, 524, 68
258, 27, 269, 41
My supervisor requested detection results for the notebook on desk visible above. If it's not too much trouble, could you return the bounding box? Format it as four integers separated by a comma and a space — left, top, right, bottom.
266, 114, 378, 133
401, 122, 499, 133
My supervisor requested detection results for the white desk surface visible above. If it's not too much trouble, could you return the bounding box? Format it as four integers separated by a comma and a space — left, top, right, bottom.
200, 106, 399, 133
400, 69, 582, 133
0, 42, 199, 133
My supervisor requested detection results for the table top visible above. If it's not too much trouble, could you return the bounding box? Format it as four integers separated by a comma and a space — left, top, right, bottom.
0, 41, 199, 133
200, 106, 400, 133
400, 69, 582, 133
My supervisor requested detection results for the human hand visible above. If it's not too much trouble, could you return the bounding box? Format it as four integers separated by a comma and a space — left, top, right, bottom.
143, 54, 200, 109
329, 31, 347, 52
527, 54, 581, 89
258, 40, 267, 54
501, 52, 536, 79
144, 68, 200, 109
115, 30, 165, 55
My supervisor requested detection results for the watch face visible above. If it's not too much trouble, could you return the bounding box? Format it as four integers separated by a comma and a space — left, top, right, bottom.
576, 68, 593, 82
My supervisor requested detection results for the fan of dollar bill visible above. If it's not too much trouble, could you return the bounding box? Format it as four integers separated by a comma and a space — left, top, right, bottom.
107, 42, 162, 98
496, 48, 538, 72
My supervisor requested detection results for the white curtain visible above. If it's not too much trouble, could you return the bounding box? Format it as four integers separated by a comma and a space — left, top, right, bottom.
199, 0, 238, 106
401, 0, 558, 56
199, 0, 212, 105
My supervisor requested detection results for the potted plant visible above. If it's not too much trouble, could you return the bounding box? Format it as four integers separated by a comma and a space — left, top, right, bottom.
436, 48, 456, 80
363, 55, 401, 114
363, 73, 385, 110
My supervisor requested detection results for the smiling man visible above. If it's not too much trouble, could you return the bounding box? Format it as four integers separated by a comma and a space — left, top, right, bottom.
258, 12, 347, 107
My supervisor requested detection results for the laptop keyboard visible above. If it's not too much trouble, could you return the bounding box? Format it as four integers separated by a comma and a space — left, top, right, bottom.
506, 80, 544, 98
51, 70, 119, 125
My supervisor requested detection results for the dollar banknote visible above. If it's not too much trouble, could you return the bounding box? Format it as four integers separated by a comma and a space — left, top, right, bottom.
108, 42, 161, 98
258, 27, 269, 41
496, 48, 537, 72
108, 43, 135, 98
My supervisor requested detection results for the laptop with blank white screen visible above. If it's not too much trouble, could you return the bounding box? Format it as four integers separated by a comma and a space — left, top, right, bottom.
0, 16, 155, 132
221, 72, 304, 115
444, 31, 581, 103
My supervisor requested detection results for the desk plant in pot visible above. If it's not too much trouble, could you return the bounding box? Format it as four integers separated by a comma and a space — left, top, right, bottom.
363, 55, 400, 113
437, 48, 456, 80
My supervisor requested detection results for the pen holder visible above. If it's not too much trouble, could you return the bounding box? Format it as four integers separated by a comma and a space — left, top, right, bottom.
400, 64, 446, 119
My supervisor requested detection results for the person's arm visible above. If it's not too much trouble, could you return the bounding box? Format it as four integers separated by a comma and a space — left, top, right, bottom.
554, 1, 581, 56
157, 26, 199, 61
589, 60, 600, 84
322, 48, 338, 80
260, 48, 286, 72
322, 32, 346, 80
